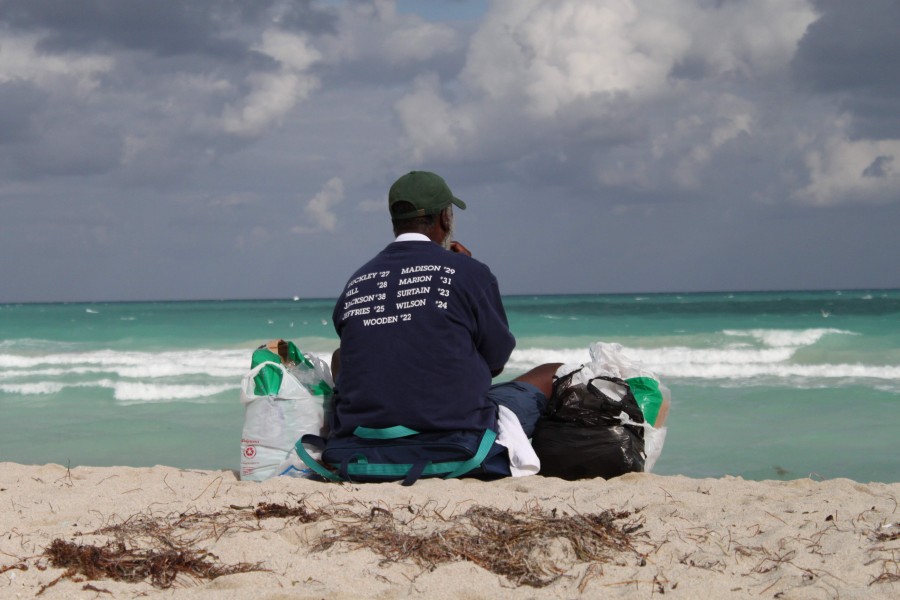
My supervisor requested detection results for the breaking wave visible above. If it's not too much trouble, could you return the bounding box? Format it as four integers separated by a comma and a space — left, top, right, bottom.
507, 328, 899, 386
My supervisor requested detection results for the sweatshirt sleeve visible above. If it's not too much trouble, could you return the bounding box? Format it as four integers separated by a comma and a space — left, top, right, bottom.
472, 273, 516, 372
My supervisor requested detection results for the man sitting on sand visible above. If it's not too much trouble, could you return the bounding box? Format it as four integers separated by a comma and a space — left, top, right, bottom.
329, 171, 560, 475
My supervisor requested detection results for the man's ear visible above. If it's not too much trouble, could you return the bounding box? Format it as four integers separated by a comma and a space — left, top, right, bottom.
440, 209, 451, 232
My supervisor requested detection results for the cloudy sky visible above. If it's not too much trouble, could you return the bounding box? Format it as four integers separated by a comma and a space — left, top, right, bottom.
1, 0, 898, 303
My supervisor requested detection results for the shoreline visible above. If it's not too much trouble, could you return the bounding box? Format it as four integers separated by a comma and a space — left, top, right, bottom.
2, 462, 898, 598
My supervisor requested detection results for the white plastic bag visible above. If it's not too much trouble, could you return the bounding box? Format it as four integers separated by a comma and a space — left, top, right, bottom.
239, 360, 326, 481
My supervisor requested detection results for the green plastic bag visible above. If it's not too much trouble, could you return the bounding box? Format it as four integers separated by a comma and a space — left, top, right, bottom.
251, 340, 332, 397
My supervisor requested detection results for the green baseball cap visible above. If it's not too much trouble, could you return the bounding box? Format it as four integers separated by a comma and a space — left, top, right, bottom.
388, 171, 467, 219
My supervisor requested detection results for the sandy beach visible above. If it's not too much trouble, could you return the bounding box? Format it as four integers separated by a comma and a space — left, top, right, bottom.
1, 463, 897, 599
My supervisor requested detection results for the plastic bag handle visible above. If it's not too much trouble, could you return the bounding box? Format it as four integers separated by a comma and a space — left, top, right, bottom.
247, 360, 287, 379
241, 361, 288, 403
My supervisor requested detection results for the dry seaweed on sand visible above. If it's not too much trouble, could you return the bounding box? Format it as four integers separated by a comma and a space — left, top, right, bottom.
36, 504, 282, 593
868, 550, 900, 586
0, 562, 28, 575
253, 500, 325, 522
868, 523, 900, 586
33, 498, 642, 591
40, 538, 261, 593
33, 498, 341, 592
869, 567, 900, 586
91, 510, 258, 550
312, 504, 641, 587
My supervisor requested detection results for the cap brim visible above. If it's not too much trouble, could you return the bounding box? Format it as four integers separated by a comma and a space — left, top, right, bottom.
451, 197, 466, 210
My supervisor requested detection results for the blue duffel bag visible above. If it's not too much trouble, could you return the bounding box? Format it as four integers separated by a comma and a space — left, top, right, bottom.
295, 425, 510, 486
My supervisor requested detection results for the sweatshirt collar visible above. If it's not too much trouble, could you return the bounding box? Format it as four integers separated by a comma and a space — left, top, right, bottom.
394, 233, 431, 242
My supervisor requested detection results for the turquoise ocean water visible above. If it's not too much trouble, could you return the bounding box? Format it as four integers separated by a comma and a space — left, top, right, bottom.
1, 290, 897, 483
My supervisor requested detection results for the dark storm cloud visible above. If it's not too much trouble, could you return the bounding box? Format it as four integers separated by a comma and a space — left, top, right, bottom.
0, 1, 334, 185
863, 156, 893, 178
0, 80, 46, 144
0, 80, 123, 179
278, 0, 340, 35
2, 0, 252, 58
792, 0, 900, 139
19, 117, 122, 178
0, 0, 336, 58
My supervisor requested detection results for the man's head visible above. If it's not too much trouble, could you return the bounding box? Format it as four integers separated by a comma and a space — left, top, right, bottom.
389, 171, 466, 219
389, 171, 465, 246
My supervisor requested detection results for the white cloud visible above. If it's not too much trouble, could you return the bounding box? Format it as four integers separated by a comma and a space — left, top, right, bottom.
222, 71, 314, 137
394, 0, 823, 199
795, 134, 900, 206
319, 0, 459, 66
0, 34, 113, 94
220, 29, 321, 137
382, 21, 457, 66
255, 29, 321, 72
294, 177, 345, 233
675, 0, 817, 78
671, 94, 756, 188
394, 74, 474, 162
462, 0, 684, 116
358, 197, 385, 213
459, 0, 816, 116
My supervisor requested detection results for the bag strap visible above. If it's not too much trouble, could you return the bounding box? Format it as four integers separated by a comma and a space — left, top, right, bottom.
342, 429, 497, 479
294, 435, 343, 482
353, 425, 419, 439
403, 461, 429, 486
443, 428, 497, 479
587, 373, 630, 387
298, 428, 498, 485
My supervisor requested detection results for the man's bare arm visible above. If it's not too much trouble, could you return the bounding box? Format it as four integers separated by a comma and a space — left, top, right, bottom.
330, 347, 341, 382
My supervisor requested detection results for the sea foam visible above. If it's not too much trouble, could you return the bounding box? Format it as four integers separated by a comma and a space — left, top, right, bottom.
0, 326, 894, 401
0, 347, 335, 403
508, 327, 898, 385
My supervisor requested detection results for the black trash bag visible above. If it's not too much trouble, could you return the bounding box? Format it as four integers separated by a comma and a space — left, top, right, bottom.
532, 422, 644, 480
533, 367, 646, 480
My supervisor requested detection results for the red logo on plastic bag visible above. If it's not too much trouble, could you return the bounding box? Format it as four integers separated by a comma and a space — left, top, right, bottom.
243, 445, 256, 459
